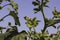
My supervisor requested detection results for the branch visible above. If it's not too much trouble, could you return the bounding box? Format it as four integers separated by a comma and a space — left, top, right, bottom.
3, 4, 11, 8
0, 14, 9, 22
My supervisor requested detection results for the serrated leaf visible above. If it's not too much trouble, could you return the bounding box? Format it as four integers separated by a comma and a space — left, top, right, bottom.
9, 11, 20, 26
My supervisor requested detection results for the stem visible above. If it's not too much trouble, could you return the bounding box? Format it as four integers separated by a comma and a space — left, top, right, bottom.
28, 28, 31, 40
33, 27, 35, 40
0, 14, 9, 22
41, 0, 47, 33
3, 4, 11, 8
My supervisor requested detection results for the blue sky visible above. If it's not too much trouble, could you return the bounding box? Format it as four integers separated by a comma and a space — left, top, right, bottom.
0, 0, 60, 34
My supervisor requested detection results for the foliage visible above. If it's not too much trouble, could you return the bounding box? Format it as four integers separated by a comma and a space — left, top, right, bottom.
0, 0, 60, 40
24, 16, 40, 28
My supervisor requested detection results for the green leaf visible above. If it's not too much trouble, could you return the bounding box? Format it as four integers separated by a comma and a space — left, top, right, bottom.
24, 16, 40, 28
32, 1, 39, 6
8, 22, 11, 26
34, 8, 40, 13
10, 1, 18, 11
45, 0, 50, 2
4, 26, 18, 40
52, 9, 60, 18
6, 0, 10, 2
36, 0, 40, 3
57, 25, 60, 29
0, 18, 3, 22
0, 27, 6, 30
53, 25, 56, 28
44, 5, 49, 8
0, 27, 6, 33
0, 6, 3, 9
0, 0, 2, 4
9, 11, 20, 26
24, 16, 30, 21
11, 30, 27, 40
42, 2, 49, 8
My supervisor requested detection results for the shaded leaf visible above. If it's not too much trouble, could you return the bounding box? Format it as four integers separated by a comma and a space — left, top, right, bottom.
0, 27, 6, 33
34, 8, 40, 11
0, 0, 2, 4
57, 25, 60, 29
34, 8, 40, 13
0, 27, 6, 30
44, 5, 49, 8
0, 6, 2, 9
42, 2, 49, 8
45, 0, 50, 2
6, 0, 10, 2
9, 11, 20, 26
32, 1, 39, 6
36, 0, 40, 3
8, 22, 11, 26
53, 25, 56, 28
11, 30, 27, 40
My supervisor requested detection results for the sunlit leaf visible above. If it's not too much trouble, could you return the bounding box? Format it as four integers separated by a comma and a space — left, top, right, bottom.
24, 16, 40, 28
10, 1, 18, 11
24, 16, 31, 21
52, 9, 60, 18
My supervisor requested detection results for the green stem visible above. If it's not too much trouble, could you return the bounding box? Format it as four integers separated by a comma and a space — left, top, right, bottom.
41, 0, 47, 33
28, 28, 31, 40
